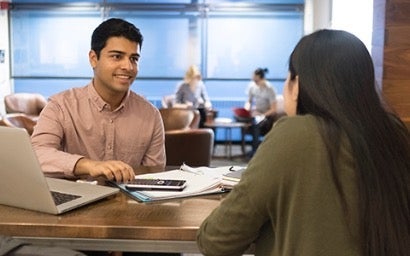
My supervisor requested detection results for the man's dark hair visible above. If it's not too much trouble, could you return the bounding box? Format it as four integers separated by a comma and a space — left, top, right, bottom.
254, 67, 269, 79
91, 18, 143, 58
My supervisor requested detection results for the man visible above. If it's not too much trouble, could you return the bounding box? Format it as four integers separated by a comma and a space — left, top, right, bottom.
244, 67, 277, 156
31, 18, 166, 183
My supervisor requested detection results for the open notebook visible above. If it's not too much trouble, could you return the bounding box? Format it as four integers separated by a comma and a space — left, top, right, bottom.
109, 164, 246, 202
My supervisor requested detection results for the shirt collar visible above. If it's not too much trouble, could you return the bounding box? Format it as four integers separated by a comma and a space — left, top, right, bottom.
116, 90, 130, 111
88, 81, 130, 112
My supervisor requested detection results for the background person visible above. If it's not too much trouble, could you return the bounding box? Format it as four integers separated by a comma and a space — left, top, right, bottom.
31, 18, 166, 183
197, 30, 410, 256
175, 65, 212, 128
245, 67, 277, 117
244, 67, 277, 154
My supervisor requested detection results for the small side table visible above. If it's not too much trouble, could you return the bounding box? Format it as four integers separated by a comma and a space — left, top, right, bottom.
204, 118, 250, 159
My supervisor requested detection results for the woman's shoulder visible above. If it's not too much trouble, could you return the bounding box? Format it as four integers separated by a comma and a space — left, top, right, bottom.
271, 115, 320, 138
240, 115, 327, 203
245, 114, 327, 193
176, 81, 188, 87
259, 115, 325, 161
175, 81, 189, 92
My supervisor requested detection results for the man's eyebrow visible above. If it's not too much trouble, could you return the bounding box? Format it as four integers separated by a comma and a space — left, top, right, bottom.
107, 50, 125, 54
108, 50, 140, 57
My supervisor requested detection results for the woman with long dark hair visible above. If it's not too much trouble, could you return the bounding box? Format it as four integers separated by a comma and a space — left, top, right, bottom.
197, 30, 409, 256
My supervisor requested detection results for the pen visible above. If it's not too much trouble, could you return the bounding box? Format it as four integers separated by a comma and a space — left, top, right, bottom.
229, 166, 246, 172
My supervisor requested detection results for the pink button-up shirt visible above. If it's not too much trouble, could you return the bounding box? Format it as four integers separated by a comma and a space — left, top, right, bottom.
31, 83, 166, 178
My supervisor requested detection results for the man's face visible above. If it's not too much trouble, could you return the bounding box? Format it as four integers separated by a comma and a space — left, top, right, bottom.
89, 36, 140, 94
252, 74, 262, 85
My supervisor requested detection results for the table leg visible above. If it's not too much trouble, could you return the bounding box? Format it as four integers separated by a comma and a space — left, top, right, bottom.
212, 127, 217, 155
224, 127, 228, 157
227, 127, 232, 159
241, 127, 246, 155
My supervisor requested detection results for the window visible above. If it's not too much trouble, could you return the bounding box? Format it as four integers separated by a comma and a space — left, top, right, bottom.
10, 1, 304, 100
111, 11, 201, 78
11, 11, 100, 77
207, 13, 303, 79
10, 0, 304, 141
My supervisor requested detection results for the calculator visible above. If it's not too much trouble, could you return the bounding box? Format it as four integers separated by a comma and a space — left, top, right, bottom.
125, 179, 187, 191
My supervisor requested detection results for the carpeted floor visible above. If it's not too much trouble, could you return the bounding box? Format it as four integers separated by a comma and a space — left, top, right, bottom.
210, 144, 250, 167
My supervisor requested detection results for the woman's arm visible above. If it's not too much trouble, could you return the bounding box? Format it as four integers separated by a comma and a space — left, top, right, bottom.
199, 81, 212, 108
175, 83, 185, 104
197, 119, 298, 255
197, 179, 268, 256
175, 83, 194, 108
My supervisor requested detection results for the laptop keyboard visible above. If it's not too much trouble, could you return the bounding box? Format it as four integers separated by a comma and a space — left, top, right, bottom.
51, 191, 81, 206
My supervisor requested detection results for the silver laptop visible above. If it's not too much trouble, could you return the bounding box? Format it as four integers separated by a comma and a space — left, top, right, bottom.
0, 126, 119, 215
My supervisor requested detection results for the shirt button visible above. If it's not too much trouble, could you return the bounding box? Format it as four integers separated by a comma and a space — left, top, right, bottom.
108, 145, 112, 150
109, 119, 113, 123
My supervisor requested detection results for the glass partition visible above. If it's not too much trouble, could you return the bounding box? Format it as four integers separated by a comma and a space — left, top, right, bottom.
10, 0, 304, 128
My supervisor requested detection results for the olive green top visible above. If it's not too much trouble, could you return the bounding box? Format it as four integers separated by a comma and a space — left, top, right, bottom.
197, 115, 361, 256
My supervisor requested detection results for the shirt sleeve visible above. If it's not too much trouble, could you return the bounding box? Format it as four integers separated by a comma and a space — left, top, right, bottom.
246, 82, 253, 96
246, 82, 255, 103
175, 82, 185, 104
141, 108, 166, 169
268, 85, 277, 104
31, 100, 84, 178
199, 81, 210, 102
197, 180, 268, 256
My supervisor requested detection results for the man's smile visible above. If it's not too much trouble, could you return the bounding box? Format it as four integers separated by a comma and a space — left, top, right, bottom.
114, 74, 133, 80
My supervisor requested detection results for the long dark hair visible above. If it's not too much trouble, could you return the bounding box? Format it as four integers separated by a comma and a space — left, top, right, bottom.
289, 29, 409, 255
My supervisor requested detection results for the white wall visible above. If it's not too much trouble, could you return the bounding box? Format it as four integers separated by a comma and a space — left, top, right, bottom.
305, 0, 380, 88
331, 0, 373, 51
305, 0, 374, 51
304, 0, 332, 34
0, 5, 11, 115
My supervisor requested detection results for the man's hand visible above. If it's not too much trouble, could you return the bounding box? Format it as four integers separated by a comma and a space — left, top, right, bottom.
74, 158, 135, 182
134, 165, 164, 175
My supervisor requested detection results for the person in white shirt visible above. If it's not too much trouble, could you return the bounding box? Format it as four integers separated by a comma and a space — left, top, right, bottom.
244, 67, 277, 155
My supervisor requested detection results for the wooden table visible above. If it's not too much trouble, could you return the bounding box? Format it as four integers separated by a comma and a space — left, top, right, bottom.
0, 192, 224, 253
204, 119, 250, 159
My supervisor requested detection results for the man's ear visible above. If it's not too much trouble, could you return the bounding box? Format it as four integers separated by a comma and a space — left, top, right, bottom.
291, 75, 299, 101
89, 50, 97, 69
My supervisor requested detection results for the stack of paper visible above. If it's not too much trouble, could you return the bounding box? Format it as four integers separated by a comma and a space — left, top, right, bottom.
221, 169, 245, 190
110, 164, 246, 202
